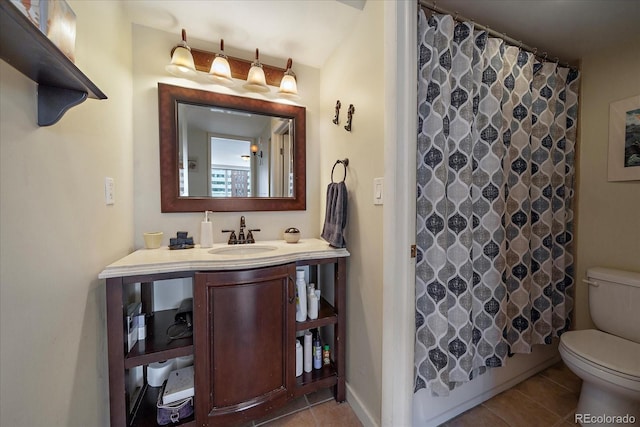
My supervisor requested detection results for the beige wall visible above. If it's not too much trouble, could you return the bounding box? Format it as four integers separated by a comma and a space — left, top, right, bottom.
573, 45, 640, 330
131, 25, 322, 247
0, 1, 133, 426
320, 1, 385, 425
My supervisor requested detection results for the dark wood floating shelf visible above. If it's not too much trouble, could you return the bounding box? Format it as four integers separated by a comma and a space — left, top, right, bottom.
0, 0, 107, 126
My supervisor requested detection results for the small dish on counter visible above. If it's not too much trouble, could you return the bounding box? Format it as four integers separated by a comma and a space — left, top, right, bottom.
143, 232, 163, 249
283, 227, 300, 243
169, 244, 195, 250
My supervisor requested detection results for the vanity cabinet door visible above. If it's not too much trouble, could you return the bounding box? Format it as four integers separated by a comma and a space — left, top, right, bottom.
194, 264, 296, 426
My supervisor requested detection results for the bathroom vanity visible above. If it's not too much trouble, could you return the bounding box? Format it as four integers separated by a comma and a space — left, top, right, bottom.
100, 238, 349, 427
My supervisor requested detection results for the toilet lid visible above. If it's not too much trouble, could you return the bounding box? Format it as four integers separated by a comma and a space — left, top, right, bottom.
561, 329, 640, 378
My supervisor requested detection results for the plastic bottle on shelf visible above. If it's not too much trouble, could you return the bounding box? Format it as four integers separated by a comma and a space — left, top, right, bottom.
296, 339, 303, 377
313, 332, 322, 370
303, 331, 313, 373
307, 283, 318, 320
323, 344, 331, 366
295, 269, 307, 322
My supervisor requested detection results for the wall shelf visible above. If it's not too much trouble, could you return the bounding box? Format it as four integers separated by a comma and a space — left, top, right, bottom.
0, 0, 107, 126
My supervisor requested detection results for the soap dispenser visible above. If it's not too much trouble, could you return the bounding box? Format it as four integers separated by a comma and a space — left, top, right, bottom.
200, 211, 214, 248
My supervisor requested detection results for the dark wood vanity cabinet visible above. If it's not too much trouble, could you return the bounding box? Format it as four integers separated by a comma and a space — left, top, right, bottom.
105, 254, 347, 427
194, 264, 297, 426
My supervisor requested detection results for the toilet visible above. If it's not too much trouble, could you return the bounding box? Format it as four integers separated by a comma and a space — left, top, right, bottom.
559, 267, 640, 425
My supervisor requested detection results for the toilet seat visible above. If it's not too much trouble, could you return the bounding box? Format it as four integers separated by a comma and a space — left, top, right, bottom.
560, 329, 640, 382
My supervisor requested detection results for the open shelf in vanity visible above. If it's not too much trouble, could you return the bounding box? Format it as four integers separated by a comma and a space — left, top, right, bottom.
102, 239, 348, 427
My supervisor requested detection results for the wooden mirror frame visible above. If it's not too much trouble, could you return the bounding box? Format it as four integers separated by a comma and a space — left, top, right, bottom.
158, 83, 306, 212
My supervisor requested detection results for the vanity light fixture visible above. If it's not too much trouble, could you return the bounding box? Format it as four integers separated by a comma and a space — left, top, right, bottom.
167, 38, 299, 96
243, 49, 270, 93
208, 39, 234, 86
166, 29, 197, 78
278, 58, 299, 99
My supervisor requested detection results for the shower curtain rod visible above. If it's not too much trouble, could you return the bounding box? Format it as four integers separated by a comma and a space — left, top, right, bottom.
419, 0, 575, 69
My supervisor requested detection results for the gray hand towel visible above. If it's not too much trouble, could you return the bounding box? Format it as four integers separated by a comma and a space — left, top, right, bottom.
321, 181, 348, 248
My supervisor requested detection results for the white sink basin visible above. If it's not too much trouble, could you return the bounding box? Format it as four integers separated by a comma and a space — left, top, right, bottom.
208, 245, 278, 256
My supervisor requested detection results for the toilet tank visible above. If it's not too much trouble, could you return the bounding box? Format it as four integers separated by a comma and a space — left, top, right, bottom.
587, 267, 640, 343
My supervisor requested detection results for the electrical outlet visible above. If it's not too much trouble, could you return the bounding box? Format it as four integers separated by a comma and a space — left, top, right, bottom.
105, 177, 115, 205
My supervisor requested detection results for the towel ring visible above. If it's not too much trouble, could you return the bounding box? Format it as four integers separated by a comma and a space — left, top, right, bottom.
331, 158, 349, 183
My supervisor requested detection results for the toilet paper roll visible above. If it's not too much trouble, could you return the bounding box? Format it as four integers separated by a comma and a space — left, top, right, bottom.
147, 360, 175, 387
175, 354, 194, 369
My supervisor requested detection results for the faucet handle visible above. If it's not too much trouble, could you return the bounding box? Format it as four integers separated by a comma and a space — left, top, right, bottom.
246, 229, 261, 244
240, 215, 246, 229
221, 229, 237, 245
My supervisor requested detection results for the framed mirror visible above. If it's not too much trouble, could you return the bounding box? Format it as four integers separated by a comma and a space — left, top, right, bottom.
158, 83, 306, 212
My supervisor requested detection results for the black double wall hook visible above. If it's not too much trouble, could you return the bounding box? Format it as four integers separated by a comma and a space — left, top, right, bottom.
331, 158, 349, 183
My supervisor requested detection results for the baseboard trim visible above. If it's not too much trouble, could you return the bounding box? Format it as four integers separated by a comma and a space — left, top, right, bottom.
346, 382, 380, 427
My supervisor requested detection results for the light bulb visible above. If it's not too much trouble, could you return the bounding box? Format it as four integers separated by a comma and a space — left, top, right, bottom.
166, 29, 196, 78
208, 39, 234, 86
243, 49, 269, 93
278, 58, 299, 98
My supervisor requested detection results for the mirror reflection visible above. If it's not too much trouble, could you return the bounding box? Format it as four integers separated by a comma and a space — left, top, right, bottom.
158, 83, 306, 212
178, 103, 294, 198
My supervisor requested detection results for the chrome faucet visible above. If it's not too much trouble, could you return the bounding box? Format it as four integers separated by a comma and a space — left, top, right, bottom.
237, 216, 246, 244
222, 216, 260, 244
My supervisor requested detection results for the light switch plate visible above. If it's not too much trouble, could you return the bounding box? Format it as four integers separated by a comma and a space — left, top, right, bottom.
373, 177, 383, 205
105, 177, 115, 205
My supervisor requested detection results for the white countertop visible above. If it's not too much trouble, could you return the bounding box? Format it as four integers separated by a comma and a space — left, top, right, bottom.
98, 238, 349, 279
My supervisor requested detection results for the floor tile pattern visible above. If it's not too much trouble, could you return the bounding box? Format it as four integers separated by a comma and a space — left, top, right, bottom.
244, 361, 581, 427
245, 388, 363, 427
440, 361, 583, 427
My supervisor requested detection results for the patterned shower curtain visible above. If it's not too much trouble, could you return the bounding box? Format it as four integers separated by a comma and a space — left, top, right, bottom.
414, 11, 580, 396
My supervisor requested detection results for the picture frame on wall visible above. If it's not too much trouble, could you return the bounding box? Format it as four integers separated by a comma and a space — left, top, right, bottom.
41, 0, 76, 63
9, 0, 76, 63
608, 94, 640, 182
9, 0, 41, 27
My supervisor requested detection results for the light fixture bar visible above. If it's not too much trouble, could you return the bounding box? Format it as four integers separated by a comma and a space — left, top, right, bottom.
190, 48, 287, 87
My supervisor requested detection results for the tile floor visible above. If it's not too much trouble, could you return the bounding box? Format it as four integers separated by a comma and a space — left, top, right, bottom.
245, 360, 582, 427
440, 361, 583, 427
247, 387, 363, 427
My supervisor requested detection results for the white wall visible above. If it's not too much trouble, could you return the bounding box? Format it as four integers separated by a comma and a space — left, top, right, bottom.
319, 1, 385, 425
131, 25, 322, 247
381, 2, 418, 426
573, 44, 640, 330
0, 1, 133, 425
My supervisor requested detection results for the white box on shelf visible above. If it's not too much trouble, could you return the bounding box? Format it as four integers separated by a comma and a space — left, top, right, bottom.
126, 302, 141, 351
162, 366, 194, 405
